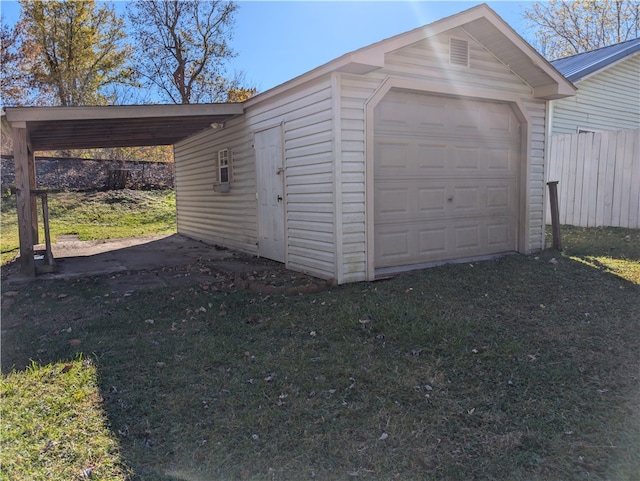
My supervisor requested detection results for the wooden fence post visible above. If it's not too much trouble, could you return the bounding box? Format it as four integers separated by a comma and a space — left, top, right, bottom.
547, 181, 562, 251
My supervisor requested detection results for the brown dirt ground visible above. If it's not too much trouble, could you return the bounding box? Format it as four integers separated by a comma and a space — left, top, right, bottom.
2, 234, 335, 296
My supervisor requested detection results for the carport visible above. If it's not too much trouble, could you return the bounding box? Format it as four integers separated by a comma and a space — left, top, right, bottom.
2, 103, 244, 277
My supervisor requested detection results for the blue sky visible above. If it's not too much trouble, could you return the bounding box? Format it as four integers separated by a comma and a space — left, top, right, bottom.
0, 1, 536, 94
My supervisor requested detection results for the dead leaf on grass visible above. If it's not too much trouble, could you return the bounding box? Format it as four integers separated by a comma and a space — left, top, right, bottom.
68, 339, 81, 346
60, 364, 73, 373
576, 456, 604, 473
80, 466, 94, 479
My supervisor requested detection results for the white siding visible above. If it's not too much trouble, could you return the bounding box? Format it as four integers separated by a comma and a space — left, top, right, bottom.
278, 82, 335, 279
337, 28, 548, 282
175, 77, 336, 280
338, 76, 379, 283
552, 55, 640, 135
174, 124, 258, 253
522, 100, 548, 252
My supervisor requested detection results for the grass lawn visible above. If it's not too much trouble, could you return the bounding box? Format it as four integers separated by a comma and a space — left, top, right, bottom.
1, 191, 638, 480
1, 189, 176, 266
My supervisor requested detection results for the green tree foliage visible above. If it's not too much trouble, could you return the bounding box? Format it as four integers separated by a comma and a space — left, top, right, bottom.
18, 0, 133, 106
1, 19, 31, 106
524, 0, 640, 59
128, 0, 238, 104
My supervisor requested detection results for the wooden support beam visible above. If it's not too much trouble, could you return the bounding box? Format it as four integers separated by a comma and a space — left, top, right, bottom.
29, 148, 38, 244
13, 126, 35, 277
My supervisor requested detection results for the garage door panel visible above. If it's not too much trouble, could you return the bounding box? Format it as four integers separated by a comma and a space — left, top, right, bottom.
418, 187, 447, 213
453, 145, 482, 169
377, 93, 519, 139
377, 140, 518, 176
487, 185, 511, 208
487, 222, 511, 247
488, 147, 514, 170
375, 186, 410, 217
454, 224, 481, 249
418, 228, 447, 255
487, 104, 520, 136
377, 229, 412, 265
377, 142, 409, 170
453, 186, 480, 210
374, 90, 520, 270
377, 218, 515, 267
377, 180, 516, 220
417, 143, 448, 169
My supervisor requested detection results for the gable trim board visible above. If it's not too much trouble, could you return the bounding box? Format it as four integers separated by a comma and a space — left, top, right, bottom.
174, 4, 575, 284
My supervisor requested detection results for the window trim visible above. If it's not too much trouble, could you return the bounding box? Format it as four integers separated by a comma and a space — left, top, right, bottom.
218, 148, 230, 184
213, 148, 232, 192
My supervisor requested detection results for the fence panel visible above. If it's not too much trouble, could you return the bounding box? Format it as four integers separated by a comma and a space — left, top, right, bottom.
547, 129, 640, 228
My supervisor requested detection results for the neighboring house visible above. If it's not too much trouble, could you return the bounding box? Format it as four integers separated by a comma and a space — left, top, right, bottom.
550, 38, 640, 135
545, 39, 640, 229
173, 3, 575, 284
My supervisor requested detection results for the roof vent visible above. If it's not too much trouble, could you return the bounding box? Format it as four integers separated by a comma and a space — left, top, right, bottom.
450, 38, 469, 67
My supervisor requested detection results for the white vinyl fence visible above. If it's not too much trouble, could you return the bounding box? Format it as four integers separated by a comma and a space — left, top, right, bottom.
546, 128, 640, 229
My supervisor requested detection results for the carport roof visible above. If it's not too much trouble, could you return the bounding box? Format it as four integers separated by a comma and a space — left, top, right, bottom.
3, 103, 244, 151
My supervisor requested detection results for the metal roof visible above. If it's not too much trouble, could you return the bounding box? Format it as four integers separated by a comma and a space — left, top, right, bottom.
3, 103, 244, 151
551, 38, 640, 82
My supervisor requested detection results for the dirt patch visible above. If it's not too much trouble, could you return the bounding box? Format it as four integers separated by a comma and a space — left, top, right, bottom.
99, 255, 334, 297
2, 234, 334, 296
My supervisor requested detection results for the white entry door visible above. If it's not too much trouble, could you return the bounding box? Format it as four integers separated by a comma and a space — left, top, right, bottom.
255, 126, 285, 262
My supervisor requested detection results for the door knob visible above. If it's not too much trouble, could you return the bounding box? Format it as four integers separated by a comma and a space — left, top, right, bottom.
277, 195, 283, 202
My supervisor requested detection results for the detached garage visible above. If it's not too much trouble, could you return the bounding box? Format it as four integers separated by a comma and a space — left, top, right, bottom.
174, 4, 575, 284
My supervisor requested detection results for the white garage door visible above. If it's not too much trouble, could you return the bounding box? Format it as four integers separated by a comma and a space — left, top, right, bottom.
374, 90, 521, 270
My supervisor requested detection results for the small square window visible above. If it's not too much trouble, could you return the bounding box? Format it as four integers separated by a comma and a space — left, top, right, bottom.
218, 149, 231, 184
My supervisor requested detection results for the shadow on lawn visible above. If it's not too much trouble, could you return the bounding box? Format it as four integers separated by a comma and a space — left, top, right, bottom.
555, 225, 640, 260
2, 231, 639, 480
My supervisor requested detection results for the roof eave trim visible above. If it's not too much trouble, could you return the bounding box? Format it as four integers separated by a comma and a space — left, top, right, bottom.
4, 103, 244, 123
534, 82, 578, 100
336, 50, 386, 74
474, 6, 576, 99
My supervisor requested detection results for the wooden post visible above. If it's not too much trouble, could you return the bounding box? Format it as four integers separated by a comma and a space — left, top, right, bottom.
547, 181, 562, 251
13, 126, 35, 277
29, 148, 38, 244
33, 191, 57, 273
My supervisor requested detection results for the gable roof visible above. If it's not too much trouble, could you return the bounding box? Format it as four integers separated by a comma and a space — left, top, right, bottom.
551, 38, 640, 83
246, 3, 575, 107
